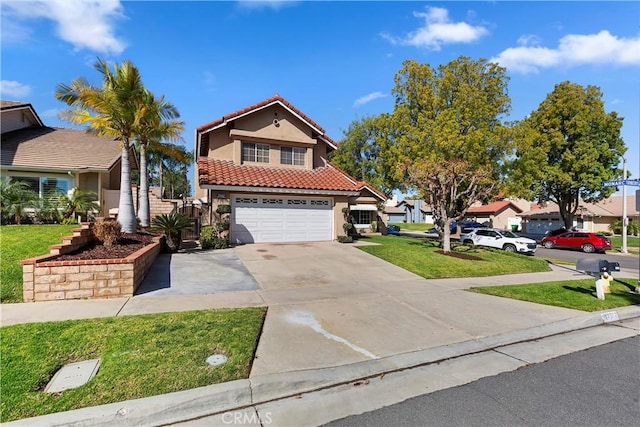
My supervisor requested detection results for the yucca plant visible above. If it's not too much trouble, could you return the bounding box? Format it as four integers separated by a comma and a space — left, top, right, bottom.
151, 212, 192, 253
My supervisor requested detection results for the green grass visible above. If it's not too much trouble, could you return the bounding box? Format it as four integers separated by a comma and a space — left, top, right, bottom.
389, 222, 435, 232
0, 308, 266, 422
469, 278, 640, 311
1, 225, 76, 303
609, 235, 640, 252
357, 235, 551, 278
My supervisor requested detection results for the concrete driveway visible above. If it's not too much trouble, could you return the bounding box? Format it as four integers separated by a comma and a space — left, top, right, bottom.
136, 249, 260, 296
233, 242, 586, 377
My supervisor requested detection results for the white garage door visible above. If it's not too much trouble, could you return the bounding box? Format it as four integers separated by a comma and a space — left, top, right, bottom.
230, 195, 333, 244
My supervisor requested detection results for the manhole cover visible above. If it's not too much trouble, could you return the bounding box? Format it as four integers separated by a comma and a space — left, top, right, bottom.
206, 354, 228, 366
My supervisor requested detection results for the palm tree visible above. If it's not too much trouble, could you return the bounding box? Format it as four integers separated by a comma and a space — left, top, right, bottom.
55, 58, 145, 233
135, 90, 185, 228
0, 177, 37, 224
62, 188, 101, 220
148, 142, 192, 197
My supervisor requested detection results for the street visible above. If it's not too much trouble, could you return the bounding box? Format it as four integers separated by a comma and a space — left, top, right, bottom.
326, 336, 640, 427
535, 247, 640, 272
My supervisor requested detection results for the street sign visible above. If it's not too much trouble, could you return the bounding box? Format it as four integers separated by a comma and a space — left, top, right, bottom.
602, 179, 640, 187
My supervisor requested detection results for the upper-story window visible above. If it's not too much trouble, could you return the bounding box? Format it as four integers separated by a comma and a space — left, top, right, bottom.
280, 146, 305, 166
242, 142, 270, 163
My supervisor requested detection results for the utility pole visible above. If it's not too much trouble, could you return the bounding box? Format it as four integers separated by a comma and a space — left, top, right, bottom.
622, 158, 628, 254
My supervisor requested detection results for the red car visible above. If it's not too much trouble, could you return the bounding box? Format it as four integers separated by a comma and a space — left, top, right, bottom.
540, 232, 612, 253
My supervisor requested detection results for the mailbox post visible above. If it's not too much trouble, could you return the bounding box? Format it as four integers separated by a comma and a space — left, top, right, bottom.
575, 259, 620, 300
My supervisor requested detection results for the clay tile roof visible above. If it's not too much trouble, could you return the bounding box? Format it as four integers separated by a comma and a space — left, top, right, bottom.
196, 94, 326, 134
197, 157, 367, 193
467, 200, 522, 215
1, 126, 123, 171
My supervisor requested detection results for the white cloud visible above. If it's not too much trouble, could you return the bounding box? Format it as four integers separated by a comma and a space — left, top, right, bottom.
2, 0, 126, 55
236, 0, 298, 11
0, 80, 32, 98
381, 7, 488, 50
492, 30, 640, 74
353, 92, 387, 108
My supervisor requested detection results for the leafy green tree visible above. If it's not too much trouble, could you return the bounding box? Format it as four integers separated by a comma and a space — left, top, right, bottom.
0, 177, 37, 224
508, 81, 626, 228
56, 58, 146, 233
135, 90, 185, 228
390, 57, 512, 252
329, 114, 399, 196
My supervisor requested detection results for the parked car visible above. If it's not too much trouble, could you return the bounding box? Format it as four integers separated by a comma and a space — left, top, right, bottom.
461, 228, 537, 255
450, 220, 488, 234
387, 224, 401, 235
540, 232, 612, 253
544, 227, 569, 237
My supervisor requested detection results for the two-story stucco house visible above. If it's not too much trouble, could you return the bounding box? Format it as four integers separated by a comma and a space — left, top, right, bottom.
0, 100, 132, 217
195, 95, 386, 244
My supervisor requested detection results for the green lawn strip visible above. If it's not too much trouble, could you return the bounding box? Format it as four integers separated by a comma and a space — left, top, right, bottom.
0, 308, 266, 422
357, 235, 550, 278
468, 278, 639, 311
607, 236, 639, 254
389, 222, 435, 232
1, 225, 76, 303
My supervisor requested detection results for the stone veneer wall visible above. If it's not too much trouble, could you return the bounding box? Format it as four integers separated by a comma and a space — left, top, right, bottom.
21, 224, 163, 302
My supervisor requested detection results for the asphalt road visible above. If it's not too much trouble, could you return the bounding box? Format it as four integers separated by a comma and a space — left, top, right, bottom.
535, 247, 640, 272
327, 336, 640, 427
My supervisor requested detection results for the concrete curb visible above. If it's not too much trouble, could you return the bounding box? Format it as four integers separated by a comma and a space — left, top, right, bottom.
7, 305, 639, 427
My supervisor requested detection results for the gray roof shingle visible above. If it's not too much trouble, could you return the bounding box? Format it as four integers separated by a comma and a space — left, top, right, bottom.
1, 126, 123, 171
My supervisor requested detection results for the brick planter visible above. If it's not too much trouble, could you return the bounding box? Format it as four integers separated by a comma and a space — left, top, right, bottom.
21, 224, 163, 302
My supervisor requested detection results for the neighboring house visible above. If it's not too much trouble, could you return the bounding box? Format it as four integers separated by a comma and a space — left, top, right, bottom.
195, 95, 386, 244
0, 100, 130, 217
519, 195, 639, 236
465, 200, 524, 231
383, 205, 406, 223
396, 199, 434, 223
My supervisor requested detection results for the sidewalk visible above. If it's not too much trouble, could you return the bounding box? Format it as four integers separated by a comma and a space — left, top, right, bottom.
2, 243, 639, 426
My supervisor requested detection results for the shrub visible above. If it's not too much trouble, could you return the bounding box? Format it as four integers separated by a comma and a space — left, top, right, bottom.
609, 219, 639, 236
61, 217, 79, 225
215, 222, 230, 232
200, 225, 218, 249
337, 235, 353, 243
370, 221, 378, 232
93, 219, 122, 247
200, 225, 230, 250
341, 207, 351, 215
216, 204, 232, 214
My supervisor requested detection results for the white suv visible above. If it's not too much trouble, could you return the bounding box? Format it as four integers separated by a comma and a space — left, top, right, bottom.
460, 228, 537, 255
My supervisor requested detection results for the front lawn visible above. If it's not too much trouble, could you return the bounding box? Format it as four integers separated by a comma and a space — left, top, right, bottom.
389, 222, 435, 232
469, 278, 640, 311
609, 235, 640, 253
358, 235, 550, 278
0, 225, 76, 303
0, 308, 266, 422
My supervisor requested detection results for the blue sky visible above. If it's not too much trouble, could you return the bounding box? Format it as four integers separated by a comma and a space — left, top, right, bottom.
2, 1, 639, 197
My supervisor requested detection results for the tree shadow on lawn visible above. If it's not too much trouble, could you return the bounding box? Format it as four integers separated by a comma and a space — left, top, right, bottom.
563, 279, 640, 305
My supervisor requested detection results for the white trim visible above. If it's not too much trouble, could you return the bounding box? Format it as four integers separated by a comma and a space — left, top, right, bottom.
318, 135, 338, 150
349, 204, 378, 211
202, 184, 359, 196
198, 100, 324, 136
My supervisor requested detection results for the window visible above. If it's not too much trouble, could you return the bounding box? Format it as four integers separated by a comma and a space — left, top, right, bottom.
242, 142, 270, 163
280, 146, 305, 166
352, 210, 372, 225
13, 176, 69, 198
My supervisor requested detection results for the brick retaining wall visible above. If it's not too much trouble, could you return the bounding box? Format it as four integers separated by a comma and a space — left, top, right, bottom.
21, 225, 163, 302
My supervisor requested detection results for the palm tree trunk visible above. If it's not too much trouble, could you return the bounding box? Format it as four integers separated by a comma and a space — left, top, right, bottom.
118, 141, 137, 233
138, 143, 150, 228
159, 161, 164, 198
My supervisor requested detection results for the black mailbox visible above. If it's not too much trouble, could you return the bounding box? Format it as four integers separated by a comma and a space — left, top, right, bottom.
576, 259, 621, 274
